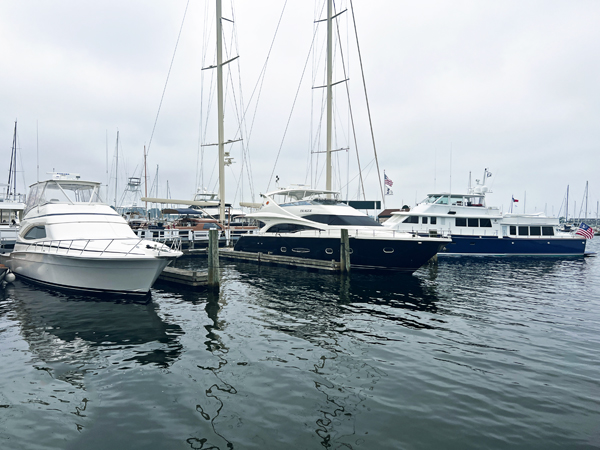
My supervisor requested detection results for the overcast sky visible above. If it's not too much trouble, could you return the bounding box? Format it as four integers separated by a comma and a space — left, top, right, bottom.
1, 0, 599, 218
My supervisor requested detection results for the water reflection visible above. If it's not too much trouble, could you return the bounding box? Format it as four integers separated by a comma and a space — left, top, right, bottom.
4, 281, 184, 378
220, 262, 444, 448
186, 289, 236, 450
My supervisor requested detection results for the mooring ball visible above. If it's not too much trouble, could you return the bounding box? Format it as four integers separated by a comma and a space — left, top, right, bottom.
5, 272, 16, 283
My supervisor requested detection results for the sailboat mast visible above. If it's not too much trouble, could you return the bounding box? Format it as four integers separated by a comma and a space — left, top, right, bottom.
216, 0, 226, 224
585, 180, 588, 220
114, 131, 119, 208
566, 185, 569, 222
325, 0, 333, 192
144, 145, 148, 214
8, 121, 17, 200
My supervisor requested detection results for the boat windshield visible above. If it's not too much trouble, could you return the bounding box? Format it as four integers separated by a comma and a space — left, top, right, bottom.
25, 180, 103, 214
423, 195, 441, 204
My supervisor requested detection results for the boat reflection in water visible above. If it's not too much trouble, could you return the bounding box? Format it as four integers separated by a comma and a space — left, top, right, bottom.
6, 282, 183, 374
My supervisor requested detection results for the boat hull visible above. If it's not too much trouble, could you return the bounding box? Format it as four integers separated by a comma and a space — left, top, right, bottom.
7, 251, 174, 294
439, 235, 587, 256
234, 234, 446, 273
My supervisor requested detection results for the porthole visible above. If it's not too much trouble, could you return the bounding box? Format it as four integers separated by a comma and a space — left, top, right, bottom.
281, 247, 287, 252
383, 247, 394, 254
325, 248, 333, 254
292, 248, 310, 253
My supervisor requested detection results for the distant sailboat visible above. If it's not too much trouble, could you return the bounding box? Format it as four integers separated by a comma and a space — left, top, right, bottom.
0, 121, 25, 253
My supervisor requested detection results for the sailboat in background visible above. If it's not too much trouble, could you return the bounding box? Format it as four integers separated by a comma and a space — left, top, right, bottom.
233, 0, 450, 273
0, 121, 26, 253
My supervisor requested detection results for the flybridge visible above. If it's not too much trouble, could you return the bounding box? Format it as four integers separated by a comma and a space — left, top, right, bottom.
25, 179, 103, 214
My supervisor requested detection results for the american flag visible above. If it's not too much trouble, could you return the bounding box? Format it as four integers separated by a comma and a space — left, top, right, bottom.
576, 222, 594, 239
384, 172, 393, 187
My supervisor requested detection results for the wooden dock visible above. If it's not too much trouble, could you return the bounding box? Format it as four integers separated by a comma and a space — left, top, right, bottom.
157, 266, 209, 287
218, 248, 341, 272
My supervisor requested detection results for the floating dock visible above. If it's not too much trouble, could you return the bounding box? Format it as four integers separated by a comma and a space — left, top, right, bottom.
218, 248, 341, 272
157, 266, 209, 287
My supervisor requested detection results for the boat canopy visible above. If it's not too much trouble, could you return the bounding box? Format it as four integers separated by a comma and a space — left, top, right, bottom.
265, 187, 340, 201
25, 180, 103, 214
422, 193, 486, 207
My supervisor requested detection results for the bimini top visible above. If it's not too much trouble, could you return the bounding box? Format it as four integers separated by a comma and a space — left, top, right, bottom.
264, 186, 339, 201
24, 179, 103, 215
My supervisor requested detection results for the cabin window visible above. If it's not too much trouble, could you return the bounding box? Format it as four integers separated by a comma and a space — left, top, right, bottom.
0, 210, 18, 224
431, 217, 437, 225
402, 216, 419, 224
422, 217, 428, 224
23, 226, 46, 240
266, 224, 319, 233
518, 226, 529, 236
202, 223, 220, 230
510, 226, 517, 235
304, 214, 382, 226
542, 227, 554, 236
530, 226, 541, 236
456, 218, 467, 227
480, 218, 492, 228
468, 218, 479, 227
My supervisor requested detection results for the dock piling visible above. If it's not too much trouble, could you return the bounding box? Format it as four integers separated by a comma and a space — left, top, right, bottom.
208, 229, 220, 290
340, 229, 350, 273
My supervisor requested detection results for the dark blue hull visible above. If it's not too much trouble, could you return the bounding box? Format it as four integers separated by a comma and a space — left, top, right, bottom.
234, 234, 446, 273
439, 235, 586, 256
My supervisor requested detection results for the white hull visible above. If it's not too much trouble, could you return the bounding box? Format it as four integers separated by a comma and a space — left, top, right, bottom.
8, 251, 173, 294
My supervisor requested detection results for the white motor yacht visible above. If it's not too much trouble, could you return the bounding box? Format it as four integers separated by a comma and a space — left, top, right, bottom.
6, 174, 182, 294
383, 169, 587, 256
234, 187, 450, 273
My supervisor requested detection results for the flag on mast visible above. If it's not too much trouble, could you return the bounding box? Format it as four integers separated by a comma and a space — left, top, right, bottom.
384, 172, 393, 187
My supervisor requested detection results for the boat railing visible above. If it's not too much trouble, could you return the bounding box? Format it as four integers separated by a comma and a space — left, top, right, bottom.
267, 228, 444, 239
23, 238, 153, 257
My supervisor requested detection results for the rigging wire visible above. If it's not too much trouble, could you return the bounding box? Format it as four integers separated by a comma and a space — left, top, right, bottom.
334, 0, 366, 200
267, 3, 323, 193
146, 0, 190, 158
349, 0, 385, 205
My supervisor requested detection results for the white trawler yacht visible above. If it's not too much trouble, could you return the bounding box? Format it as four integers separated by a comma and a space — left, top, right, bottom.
383, 169, 587, 256
6, 173, 182, 294
234, 186, 450, 273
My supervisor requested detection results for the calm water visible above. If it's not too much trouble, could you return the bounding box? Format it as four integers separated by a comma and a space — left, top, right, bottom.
1, 240, 599, 450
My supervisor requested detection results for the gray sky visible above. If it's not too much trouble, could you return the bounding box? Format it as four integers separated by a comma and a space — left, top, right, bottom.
1, 0, 599, 218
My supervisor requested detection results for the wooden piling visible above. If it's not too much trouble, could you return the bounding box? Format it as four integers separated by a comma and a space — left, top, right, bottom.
208, 228, 220, 290
340, 229, 350, 273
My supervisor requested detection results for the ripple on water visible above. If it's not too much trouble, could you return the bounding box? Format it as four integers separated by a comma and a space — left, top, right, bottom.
0, 241, 599, 449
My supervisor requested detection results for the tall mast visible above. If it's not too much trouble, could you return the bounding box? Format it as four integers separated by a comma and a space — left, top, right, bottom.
566, 185, 569, 222
325, 0, 333, 192
114, 131, 119, 208
144, 145, 148, 214
7, 121, 17, 200
217, 0, 225, 223
584, 180, 588, 220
